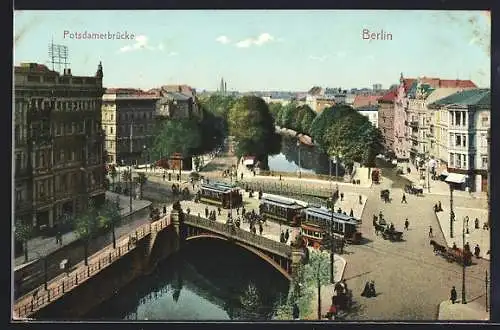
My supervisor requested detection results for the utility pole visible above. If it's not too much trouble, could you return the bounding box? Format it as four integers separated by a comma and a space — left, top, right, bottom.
462, 216, 467, 304
329, 203, 335, 284
485, 271, 489, 312
449, 185, 454, 238
317, 262, 321, 320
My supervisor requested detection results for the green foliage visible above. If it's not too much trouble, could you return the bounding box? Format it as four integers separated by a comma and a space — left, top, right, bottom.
73, 199, 100, 242
304, 250, 331, 287
309, 105, 351, 148
238, 282, 261, 320
151, 119, 202, 160
268, 103, 283, 122
274, 263, 313, 320
293, 105, 316, 134
279, 102, 298, 129
323, 108, 384, 166
195, 107, 227, 154
198, 94, 237, 120
300, 107, 316, 134
97, 198, 122, 230
15, 220, 33, 243
228, 96, 282, 161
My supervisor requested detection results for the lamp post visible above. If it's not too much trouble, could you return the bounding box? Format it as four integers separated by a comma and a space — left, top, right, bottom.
329, 205, 335, 284
448, 182, 454, 239
128, 166, 133, 213
143, 145, 147, 172
297, 140, 301, 178
426, 155, 431, 193
461, 216, 468, 304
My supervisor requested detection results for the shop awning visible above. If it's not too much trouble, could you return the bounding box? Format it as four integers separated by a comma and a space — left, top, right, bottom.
243, 159, 255, 166
445, 173, 467, 184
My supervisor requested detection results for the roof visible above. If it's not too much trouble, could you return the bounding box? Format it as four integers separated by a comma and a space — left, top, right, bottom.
356, 105, 379, 112
417, 77, 477, 89
425, 88, 471, 105
428, 89, 490, 108
161, 92, 191, 101
379, 89, 397, 103
261, 195, 298, 206
445, 173, 468, 184
305, 207, 357, 223
352, 95, 380, 108
161, 85, 194, 96
14, 63, 57, 74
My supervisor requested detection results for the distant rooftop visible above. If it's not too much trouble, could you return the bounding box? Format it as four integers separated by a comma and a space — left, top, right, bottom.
428, 89, 490, 109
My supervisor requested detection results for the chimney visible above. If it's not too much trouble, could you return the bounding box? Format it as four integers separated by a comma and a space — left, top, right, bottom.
63, 68, 72, 76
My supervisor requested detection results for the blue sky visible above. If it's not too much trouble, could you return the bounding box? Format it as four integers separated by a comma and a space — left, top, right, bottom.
14, 10, 490, 92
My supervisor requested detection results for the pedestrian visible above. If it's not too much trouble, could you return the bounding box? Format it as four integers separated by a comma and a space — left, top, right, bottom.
218, 207, 221, 216
450, 286, 457, 304
359, 195, 362, 205
285, 229, 289, 242
361, 281, 370, 297
438, 201, 442, 211
279, 174, 282, 181
428, 226, 433, 238
401, 193, 407, 204
464, 242, 471, 253
59, 232, 63, 246
259, 222, 263, 235
205, 207, 209, 218
342, 279, 348, 292
241, 172, 243, 180
349, 209, 354, 217
474, 244, 481, 258
292, 303, 300, 320
168, 173, 172, 181
465, 216, 469, 227
176, 173, 180, 181
452, 242, 457, 250
340, 192, 344, 201
280, 231, 285, 243
369, 281, 376, 297
186, 207, 191, 215
474, 218, 479, 229
379, 211, 383, 221
483, 222, 489, 230
163, 173, 166, 181
236, 207, 239, 215
404, 218, 409, 230
242, 207, 246, 215
163, 205, 167, 214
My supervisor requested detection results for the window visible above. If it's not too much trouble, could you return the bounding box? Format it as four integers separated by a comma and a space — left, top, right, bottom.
482, 156, 488, 169
16, 153, 22, 171
455, 112, 461, 126
455, 135, 461, 147
482, 115, 489, 127
462, 135, 466, 147
110, 127, 113, 134
40, 153, 45, 167
59, 149, 65, 162
462, 154, 467, 169
450, 153, 455, 167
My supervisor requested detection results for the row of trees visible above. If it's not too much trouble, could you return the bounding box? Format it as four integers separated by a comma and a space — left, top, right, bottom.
15, 197, 123, 266
273, 102, 384, 168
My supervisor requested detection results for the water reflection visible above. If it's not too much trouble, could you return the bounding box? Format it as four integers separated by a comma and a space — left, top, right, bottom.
86, 239, 289, 321
268, 136, 345, 176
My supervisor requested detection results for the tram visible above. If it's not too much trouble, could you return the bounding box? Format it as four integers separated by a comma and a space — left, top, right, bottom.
198, 182, 242, 209
259, 194, 306, 226
300, 206, 362, 246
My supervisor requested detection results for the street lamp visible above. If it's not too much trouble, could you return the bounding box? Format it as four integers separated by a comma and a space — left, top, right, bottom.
445, 179, 454, 239
461, 216, 469, 304
128, 166, 133, 213
297, 140, 301, 178
329, 205, 335, 284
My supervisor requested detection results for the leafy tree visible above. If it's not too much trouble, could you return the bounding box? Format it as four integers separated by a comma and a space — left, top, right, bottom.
303, 250, 331, 319
268, 103, 283, 122
198, 94, 237, 120
293, 105, 315, 134
194, 107, 227, 154
227, 96, 281, 165
279, 102, 298, 129
323, 109, 384, 167
134, 172, 148, 199
15, 220, 33, 262
300, 106, 316, 135
193, 155, 204, 172
73, 199, 100, 266
97, 196, 122, 249
274, 263, 313, 320
109, 165, 117, 190
238, 282, 261, 320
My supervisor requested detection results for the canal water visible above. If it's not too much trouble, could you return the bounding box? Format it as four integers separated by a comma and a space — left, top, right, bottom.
268, 136, 345, 176
85, 238, 290, 320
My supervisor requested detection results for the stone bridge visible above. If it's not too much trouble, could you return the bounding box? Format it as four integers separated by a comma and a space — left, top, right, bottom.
180, 215, 295, 280
13, 209, 305, 319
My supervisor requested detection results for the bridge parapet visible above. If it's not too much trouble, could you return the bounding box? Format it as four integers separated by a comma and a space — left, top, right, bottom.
184, 215, 292, 258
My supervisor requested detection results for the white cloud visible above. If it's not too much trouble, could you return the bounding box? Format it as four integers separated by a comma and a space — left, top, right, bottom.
336, 51, 346, 58
235, 33, 275, 48
119, 35, 166, 53
309, 55, 328, 62
167, 51, 178, 56
216, 35, 231, 44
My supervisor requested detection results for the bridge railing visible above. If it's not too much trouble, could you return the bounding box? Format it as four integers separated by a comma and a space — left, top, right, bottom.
184, 215, 292, 258
13, 217, 170, 319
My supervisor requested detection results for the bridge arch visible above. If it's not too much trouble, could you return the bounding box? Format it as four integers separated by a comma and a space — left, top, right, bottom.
185, 234, 292, 281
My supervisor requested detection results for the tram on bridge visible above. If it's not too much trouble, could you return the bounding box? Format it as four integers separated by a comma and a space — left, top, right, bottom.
259, 195, 306, 226
300, 206, 362, 246
198, 182, 242, 209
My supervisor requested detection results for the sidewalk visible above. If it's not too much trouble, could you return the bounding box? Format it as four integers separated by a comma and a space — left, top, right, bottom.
15, 192, 152, 268
307, 253, 347, 320
401, 163, 487, 200
438, 300, 489, 320
435, 207, 490, 260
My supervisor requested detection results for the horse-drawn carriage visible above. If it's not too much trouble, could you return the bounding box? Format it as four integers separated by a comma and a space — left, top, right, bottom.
381, 227, 403, 241
404, 184, 423, 195
430, 240, 472, 266
380, 189, 390, 203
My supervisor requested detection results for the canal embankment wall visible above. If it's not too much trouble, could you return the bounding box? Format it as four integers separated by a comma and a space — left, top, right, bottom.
32, 225, 179, 319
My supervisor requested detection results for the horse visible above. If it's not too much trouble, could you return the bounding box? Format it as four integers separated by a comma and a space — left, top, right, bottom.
430, 240, 447, 255
374, 223, 385, 236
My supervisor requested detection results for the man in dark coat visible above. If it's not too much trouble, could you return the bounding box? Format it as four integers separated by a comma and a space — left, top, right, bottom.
292, 303, 300, 320
369, 281, 376, 297
474, 244, 481, 258
450, 286, 457, 304
361, 281, 370, 297
349, 209, 354, 217
404, 219, 409, 230
285, 229, 289, 242
205, 207, 209, 218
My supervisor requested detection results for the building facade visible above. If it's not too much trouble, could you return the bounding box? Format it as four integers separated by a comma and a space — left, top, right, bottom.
14, 62, 106, 234
356, 105, 379, 128
404, 78, 477, 168
378, 89, 397, 154
428, 89, 490, 192
101, 89, 160, 166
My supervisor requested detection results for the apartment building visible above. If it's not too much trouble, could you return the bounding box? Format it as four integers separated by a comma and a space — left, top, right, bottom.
14, 62, 105, 234
428, 89, 490, 192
